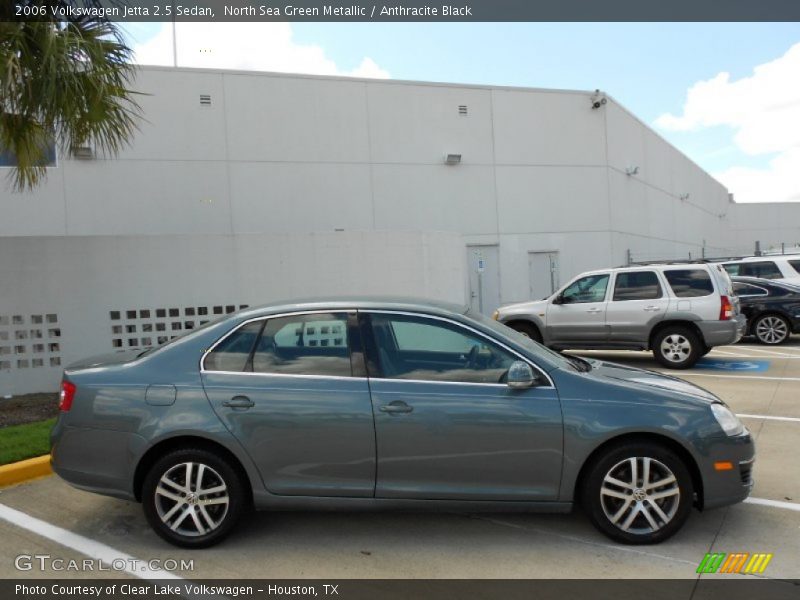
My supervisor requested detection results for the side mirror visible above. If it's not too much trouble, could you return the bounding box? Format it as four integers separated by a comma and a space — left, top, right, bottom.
552, 294, 562, 305
507, 361, 537, 389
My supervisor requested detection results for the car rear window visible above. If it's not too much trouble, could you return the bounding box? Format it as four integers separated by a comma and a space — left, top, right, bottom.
664, 269, 714, 298
727, 260, 783, 279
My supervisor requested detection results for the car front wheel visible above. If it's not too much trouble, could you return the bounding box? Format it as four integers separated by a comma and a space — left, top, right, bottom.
581, 442, 693, 544
142, 448, 246, 548
652, 327, 701, 369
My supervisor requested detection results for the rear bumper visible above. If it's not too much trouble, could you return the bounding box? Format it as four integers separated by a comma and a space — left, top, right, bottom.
697, 315, 747, 347
50, 420, 142, 501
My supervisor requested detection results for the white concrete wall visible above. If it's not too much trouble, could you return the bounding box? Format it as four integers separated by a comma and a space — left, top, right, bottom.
0, 231, 464, 395
5, 65, 794, 392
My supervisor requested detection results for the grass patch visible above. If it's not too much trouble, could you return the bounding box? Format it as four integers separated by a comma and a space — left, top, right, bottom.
0, 418, 56, 465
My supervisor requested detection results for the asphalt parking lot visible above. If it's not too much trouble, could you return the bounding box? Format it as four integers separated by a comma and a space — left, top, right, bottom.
0, 341, 798, 581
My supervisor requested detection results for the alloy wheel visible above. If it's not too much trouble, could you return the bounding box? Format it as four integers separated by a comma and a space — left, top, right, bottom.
600, 457, 680, 535
154, 461, 230, 537
659, 334, 692, 363
755, 316, 789, 344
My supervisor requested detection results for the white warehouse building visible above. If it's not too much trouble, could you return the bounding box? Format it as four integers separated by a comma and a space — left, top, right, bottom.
2, 66, 799, 395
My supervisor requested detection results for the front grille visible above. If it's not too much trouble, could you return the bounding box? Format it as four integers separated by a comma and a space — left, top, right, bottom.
740, 460, 754, 486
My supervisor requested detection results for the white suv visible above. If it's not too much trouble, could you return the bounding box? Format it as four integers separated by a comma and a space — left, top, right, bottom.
493, 263, 747, 369
720, 255, 800, 285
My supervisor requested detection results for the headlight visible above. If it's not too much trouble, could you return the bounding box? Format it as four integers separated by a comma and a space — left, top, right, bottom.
710, 403, 745, 436
491, 310, 499, 321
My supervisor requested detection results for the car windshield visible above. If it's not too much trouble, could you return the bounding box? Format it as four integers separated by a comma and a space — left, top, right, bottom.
466, 309, 577, 371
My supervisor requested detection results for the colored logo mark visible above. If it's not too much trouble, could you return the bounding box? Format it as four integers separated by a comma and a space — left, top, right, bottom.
696, 552, 773, 574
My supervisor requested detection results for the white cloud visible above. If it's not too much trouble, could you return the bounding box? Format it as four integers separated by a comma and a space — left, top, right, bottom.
655, 42, 800, 203
132, 22, 389, 79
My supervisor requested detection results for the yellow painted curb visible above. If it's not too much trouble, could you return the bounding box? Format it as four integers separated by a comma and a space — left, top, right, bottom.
0, 454, 52, 488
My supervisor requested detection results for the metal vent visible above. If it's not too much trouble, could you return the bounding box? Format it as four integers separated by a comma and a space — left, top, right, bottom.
199, 94, 212, 106
458, 105, 468, 115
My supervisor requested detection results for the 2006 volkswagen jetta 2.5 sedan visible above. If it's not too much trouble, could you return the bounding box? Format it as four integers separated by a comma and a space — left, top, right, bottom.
51, 299, 754, 548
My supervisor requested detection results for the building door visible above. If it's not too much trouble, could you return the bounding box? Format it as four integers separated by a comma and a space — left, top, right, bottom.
466, 245, 500, 316
528, 251, 559, 300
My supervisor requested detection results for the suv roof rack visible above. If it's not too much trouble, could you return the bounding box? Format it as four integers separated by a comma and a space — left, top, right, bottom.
623, 256, 756, 268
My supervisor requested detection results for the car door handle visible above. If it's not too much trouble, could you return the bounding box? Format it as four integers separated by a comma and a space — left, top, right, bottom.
643, 306, 662, 312
586, 308, 603, 314
222, 396, 254, 409
379, 401, 414, 414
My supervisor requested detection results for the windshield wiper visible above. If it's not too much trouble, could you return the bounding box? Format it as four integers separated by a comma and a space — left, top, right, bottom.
566, 355, 592, 372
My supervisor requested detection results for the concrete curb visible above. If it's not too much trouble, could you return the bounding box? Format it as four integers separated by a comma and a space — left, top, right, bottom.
0, 455, 52, 488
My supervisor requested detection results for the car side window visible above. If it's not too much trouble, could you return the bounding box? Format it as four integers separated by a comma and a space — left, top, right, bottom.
250, 313, 352, 377
789, 260, 800, 275
740, 261, 782, 279
733, 283, 768, 297
203, 321, 264, 372
369, 313, 521, 384
612, 271, 662, 301
664, 269, 714, 298
560, 274, 610, 304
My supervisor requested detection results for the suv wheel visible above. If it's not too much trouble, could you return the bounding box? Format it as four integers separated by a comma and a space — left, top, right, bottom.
581, 442, 693, 544
652, 327, 701, 369
753, 314, 790, 345
142, 448, 245, 548
508, 322, 543, 343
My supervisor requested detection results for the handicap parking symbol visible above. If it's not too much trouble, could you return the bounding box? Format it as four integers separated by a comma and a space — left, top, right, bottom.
695, 358, 770, 372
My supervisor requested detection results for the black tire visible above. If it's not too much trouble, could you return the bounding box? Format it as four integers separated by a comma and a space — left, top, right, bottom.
652, 327, 701, 369
752, 314, 791, 345
142, 447, 246, 548
699, 345, 712, 357
508, 321, 543, 344
581, 442, 693, 545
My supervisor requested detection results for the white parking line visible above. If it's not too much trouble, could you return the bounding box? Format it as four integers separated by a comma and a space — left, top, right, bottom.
745, 497, 800, 512
0, 503, 184, 581
667, 373, 800, 382
726, 346, 800, 358
739, 414, 800, 423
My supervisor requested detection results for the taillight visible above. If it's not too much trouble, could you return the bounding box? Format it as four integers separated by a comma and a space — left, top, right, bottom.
59, 380, 76, 412
719, 295, 733, 321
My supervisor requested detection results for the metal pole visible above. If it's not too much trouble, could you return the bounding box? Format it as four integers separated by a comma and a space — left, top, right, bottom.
755, 241, 761, 257
172, 3, 178, 67
477, 271, 484, 314
626, 249, 631, 266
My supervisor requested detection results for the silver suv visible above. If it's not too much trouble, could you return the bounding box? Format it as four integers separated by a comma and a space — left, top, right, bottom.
494, 263, 747, 369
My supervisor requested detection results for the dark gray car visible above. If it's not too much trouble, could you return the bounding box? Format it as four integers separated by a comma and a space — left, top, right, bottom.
51, 299, 754, 548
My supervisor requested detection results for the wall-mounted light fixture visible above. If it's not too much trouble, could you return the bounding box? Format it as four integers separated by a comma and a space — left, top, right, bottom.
625, 165, 639, 176
71, 143, 95, 159
444, 153, 462, 165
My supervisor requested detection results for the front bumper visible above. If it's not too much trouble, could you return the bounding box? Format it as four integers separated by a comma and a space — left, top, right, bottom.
697, 314, 747, 348
700, 429, 755, 510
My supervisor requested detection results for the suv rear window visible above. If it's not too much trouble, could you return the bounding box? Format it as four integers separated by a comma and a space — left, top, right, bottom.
664, 269, 714, 298
613, 271, 662, 301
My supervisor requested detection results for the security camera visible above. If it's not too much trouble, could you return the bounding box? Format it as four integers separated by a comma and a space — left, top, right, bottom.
590, 90, 607, 110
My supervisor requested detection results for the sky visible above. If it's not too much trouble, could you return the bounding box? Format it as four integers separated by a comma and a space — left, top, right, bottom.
121, 22, 800, 203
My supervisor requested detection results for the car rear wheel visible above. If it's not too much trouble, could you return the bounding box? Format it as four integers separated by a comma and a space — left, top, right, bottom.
142, 448, 245, 548
508, 322, 543, 343
753, 314, 790, 345
652, 327, 701, 369
581, 442, 693, 544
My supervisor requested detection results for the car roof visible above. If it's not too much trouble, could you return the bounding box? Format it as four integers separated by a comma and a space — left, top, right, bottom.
722, 254, 800, 263
235, 296, 470, 320
579, 263, 714, 277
